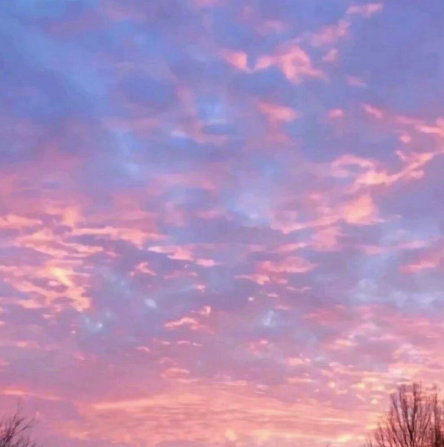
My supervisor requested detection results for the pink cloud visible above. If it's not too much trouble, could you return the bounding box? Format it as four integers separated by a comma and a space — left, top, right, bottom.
259, 256, 316, 274
341, 194, 378, 225
401, 244, 444, 273
328, 109, 345, 119
222, 49, 250, 72
257, 101, 299, 124
323, 48, 339, 63
255, 43, 324, 83
347, 3, 384, 18
310, 21, 350, 47
362, 104, 384, 119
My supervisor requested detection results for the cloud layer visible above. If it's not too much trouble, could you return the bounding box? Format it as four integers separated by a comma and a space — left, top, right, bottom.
1, 1, 444, 446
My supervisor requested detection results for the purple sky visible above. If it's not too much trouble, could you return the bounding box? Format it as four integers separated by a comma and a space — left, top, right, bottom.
1, 0, 444, 446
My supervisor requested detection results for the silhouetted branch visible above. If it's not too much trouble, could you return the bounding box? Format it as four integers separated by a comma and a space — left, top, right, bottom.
0, 404, 39, 447
367, 383, 444, 447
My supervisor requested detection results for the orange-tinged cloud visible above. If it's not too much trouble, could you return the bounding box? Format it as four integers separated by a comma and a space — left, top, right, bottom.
331, 149, 438, 192
236, 273, 271, 285
257, 101, 299, 123
164, 316, 212, 333
260, 256, 316, 274
50, 267, 75, 288
81, 381, 371, 447
342, 194, 378, 225
0, 214, 41, 229
225, 428, 238, 441
312, 225, 342, 251
401, 247, 443, 273
149, 245, 194, 260
0, 259, 91, 312
222, 49, 249, 71
256, 43, 324, 83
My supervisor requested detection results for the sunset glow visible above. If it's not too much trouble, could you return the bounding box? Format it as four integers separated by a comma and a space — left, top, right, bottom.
1, 1, 444, 446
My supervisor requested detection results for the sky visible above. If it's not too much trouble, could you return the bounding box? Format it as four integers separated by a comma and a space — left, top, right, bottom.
1, 0, 444, 446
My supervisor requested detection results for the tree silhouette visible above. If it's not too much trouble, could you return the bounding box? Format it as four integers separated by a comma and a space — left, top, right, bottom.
367, 383, 444, 447
0, 405, 39, 447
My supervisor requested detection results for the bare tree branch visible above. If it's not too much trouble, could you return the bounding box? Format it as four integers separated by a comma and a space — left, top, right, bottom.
0, 404, 39, 447
366, 383, 444, 447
